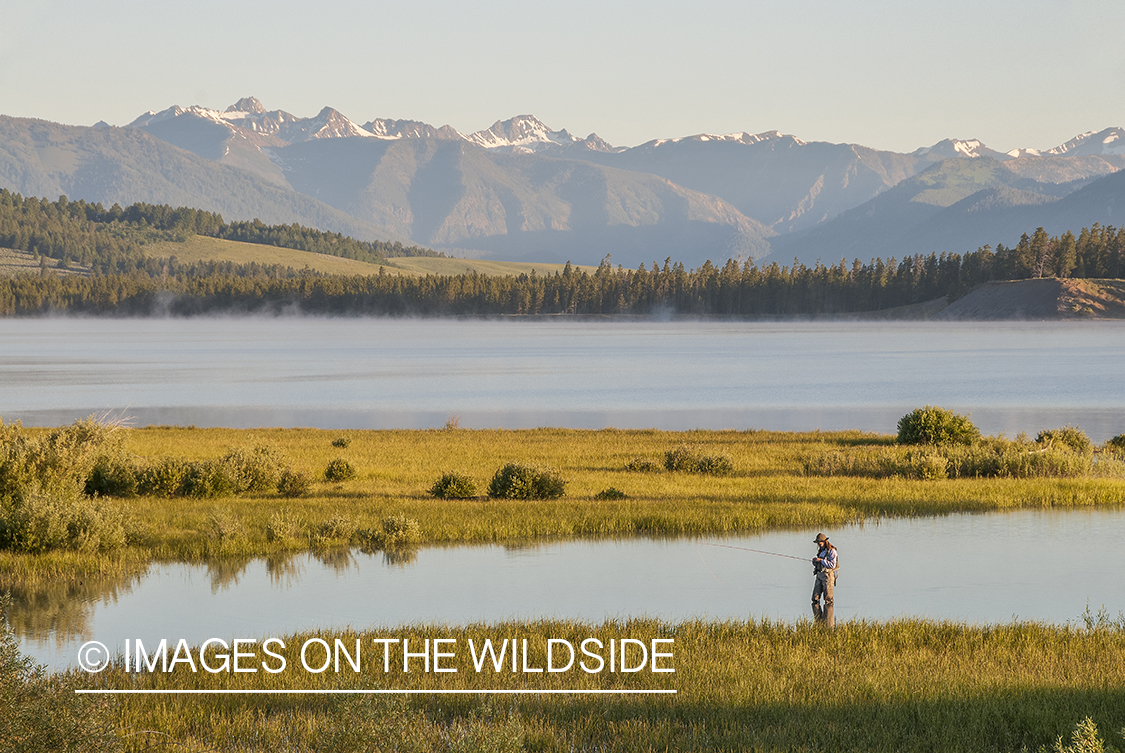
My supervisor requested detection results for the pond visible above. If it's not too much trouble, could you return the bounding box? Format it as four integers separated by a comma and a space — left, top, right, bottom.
2, 318, 1124, 440
15, 507, 1124, 671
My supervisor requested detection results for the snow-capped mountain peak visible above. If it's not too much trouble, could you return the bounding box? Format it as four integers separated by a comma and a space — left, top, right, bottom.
912, 138, 1009, 161
225, 96, 266, 115
465, 115, 583, 153
645, 130, 804, 149
1045, 127, 1125, 157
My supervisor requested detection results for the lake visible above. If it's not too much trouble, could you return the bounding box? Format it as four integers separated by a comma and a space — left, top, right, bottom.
15, 507, 1124, 671
2, 318, 1123, 440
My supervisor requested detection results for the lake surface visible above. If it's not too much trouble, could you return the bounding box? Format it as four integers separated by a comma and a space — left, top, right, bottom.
16, 507, 1124, 671
2, 318, 1124, 440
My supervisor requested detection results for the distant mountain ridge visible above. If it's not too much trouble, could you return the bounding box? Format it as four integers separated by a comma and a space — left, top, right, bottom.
1, 96, 1123, 269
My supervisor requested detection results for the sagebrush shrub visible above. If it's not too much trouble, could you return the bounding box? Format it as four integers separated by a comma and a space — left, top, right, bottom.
357, 514, 422, 550
594, 487, 627, 500
1036, 425, 1093, 455
488, 462, 566, 499
324, 458, 356, 482
625, 457, 663, 473
896, 406, 980, 446
277, 469, 311, 497
222, 444, 286, 492
430, 472, 478, 499
664, 445, 734, 475
331, 437, 351, 448
0, 480, 127, 554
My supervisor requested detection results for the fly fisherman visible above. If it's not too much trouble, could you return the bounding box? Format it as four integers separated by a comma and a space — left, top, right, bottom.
811, 533, 838, 607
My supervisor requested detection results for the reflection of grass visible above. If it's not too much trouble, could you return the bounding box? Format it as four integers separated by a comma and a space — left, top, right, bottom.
87, 618, 1125, 752
6, 427, 1124, 580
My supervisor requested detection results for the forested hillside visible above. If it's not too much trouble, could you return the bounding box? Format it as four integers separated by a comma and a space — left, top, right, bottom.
0, 190, 439, 276
1, 209, 1122, 316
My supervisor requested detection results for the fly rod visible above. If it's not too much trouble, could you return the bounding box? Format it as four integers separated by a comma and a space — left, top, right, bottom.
700, 542, 810, 562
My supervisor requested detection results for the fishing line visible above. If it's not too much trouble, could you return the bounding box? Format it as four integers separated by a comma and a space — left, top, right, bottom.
694, 542, 726, 585
700, 542, 810, 562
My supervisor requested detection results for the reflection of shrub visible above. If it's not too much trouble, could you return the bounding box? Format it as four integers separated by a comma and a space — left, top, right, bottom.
1036, 426, 1093, 455
625, 457, 662, 473
332, 437, 351, 448
594, 487, 627, 500
222, 444, 286, 492
324, 458, 356, 482
430, 472, 477, 499
664, 445, 734, 475
896, 406, 980, 446
277, 469, 311, 498
488, 463, 566, 500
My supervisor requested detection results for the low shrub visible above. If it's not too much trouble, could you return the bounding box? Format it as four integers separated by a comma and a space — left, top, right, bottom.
207, 508, 244, 546
664, 445, 734, 475
324, 458, 356, 482
896, 406, 980, 446
0, 594, 122, 752
276, 469, 311, 498
594, 487, 627, 500
356, 514, 422, 550
430, 472, 478, 499
2, 416, 127, 501
314, 514, 358, 544
180, 461, 234, 499
85, 454, 141, 497
1105, 434, 1125, 454
222, 444, 287, 492
266, 509, 304, 544
1036, 425, 1094, 455
331, 436, 351, 448
488, 462, 566, 500
138, 458, 189, 497
625, 457, 662, 473
0, 481, 128, 553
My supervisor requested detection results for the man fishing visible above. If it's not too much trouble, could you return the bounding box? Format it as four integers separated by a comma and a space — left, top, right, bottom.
811, 533, 838, 608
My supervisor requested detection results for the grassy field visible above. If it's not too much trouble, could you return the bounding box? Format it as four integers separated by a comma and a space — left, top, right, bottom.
387, 257, 599, 277
29, 618, 1124, 752
139, 235, 409, 276
3, 426, 1124, 588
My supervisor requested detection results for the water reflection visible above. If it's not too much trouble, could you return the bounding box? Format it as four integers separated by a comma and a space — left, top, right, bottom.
12, 507, 1125, 671
812, 602, 835, 628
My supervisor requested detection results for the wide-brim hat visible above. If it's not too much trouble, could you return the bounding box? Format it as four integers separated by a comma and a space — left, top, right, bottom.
813, 533, 828, 544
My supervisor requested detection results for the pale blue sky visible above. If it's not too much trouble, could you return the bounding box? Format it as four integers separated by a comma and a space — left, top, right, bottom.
1, 0, 1122, 152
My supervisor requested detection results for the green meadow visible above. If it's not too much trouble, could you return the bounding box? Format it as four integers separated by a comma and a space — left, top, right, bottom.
3, 423, 1125, 751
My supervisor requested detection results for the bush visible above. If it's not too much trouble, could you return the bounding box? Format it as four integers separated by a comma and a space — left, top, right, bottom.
85, 454, 141, 497
332, 436, 351, 448
430, 472, 478, 499
896, 406, 980, 446
179, 461, 234, 499
222, 444, 286, 492
594, 487, 627, 500
357, 514, 422, 550
324, 458, 356, 482
1036, 425, 1094, 455
277, 469, 311, 498
266, 509, 304, 544
1, 594, 122, 752
664, 445, 735, 475
0, 481, 127, 553
138, 458, 189, 497
2, 416, 127, 501
313, 514, 358, 544
1105, 434, 1125, 454
488, 462, 566, 500
625, 457, 662, 473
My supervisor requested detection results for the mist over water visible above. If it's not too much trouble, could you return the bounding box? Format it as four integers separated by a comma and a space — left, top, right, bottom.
3, 318, 1123, 440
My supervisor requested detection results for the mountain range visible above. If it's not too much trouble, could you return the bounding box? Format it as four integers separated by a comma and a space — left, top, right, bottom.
2, 96, 1123, 268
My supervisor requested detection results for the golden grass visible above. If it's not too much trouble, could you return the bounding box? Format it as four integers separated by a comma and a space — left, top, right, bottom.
139, 235, 410, 276
7, 427, 1123, 582
80, 618, 1125, 752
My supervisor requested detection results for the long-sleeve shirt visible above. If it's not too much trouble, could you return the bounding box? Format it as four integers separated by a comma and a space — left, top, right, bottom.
815, 546, 838, 571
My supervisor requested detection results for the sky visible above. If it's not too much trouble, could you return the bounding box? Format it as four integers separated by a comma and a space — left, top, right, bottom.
1, 0, 1123, 153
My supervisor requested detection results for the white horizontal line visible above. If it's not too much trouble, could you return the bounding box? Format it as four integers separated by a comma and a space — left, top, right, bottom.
76, 689, 676, 695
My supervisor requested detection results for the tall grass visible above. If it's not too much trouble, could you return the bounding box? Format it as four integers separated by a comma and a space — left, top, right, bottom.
60, 617, 1125, 752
